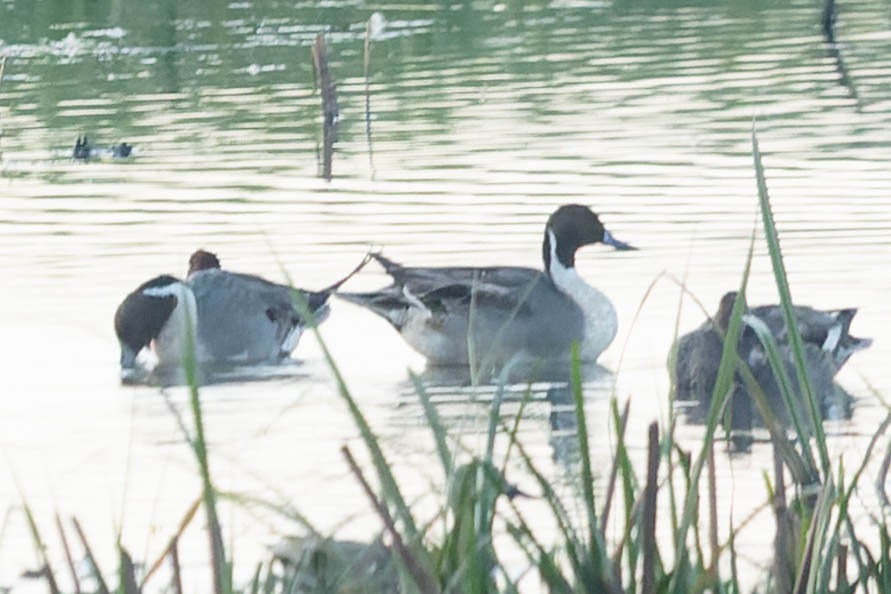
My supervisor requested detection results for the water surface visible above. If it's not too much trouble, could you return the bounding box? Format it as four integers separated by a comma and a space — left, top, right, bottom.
1, 0, 890, 589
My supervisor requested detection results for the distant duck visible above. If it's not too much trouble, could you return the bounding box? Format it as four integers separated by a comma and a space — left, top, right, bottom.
72, 136, 134, 160
112, 142, 132, 158
73, 135, 93, 160
338, 204, 635, 368
114, 250, 366, 370
673, 291, 871, 425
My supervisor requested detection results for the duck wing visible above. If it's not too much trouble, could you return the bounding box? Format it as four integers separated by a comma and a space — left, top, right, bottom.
339, 256, 543, 329
372, 253, 540, 293
747, 304, 870, 371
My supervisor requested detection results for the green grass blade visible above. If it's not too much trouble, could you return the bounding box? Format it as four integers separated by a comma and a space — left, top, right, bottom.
569, 344, 600, 555
72, 517, 110, 594
180, 312, 228, 594
410, 371, 453, 477
742, 316, 815, 446
508, 432, 585, 578
600, 398, 632, 538
751, 127, 830, 474
20, 501, 61, 594
670, 230, 755, 594
293, 289, 420, 542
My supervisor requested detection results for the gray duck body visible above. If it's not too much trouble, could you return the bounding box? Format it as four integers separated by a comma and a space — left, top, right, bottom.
339, 205, 635, 368
114, 250, 344, 371
187, 268, 329, 363
340, 257, 585, 366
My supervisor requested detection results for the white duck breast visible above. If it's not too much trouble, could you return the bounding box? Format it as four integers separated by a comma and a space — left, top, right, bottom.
186, 269, 329, 363
339, 204, 635, 367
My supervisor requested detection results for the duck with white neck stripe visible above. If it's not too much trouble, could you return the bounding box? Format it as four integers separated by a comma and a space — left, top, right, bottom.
338, 204, 635, 369
114, 250, 368, 374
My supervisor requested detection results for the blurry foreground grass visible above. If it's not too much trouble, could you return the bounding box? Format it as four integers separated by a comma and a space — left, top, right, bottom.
8, 130, 891, 594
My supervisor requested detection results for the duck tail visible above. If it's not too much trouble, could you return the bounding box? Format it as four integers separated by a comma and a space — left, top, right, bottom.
827, 308, 872, 368
369, 252, 405, 276
337, 289, 410, 329
318, 251, 375, 295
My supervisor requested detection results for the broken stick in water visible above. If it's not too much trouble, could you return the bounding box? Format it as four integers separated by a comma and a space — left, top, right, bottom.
364, 14, 384, 178
821, 0, 861, 108
0, 56, 7, 162
311, 34, 338, 181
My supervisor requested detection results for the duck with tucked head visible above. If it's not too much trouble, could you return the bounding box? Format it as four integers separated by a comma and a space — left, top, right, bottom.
673, 291, 872, 425
114, 250, 366, 371
338, 204, 635, 368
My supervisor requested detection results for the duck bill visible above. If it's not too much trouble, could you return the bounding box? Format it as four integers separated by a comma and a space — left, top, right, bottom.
602, 229, 637, 251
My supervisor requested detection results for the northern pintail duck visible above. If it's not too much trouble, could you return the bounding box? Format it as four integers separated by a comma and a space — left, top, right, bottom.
673, 291, 871, 425
338, 204, 635, 367
114, 250, 364, 370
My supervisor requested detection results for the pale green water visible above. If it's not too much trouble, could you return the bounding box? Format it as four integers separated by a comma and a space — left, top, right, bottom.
1, 0, 890, 590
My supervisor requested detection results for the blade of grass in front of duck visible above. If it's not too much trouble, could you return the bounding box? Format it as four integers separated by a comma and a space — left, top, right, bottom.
670, 230, 754, 594
341, 445, 440, 594
54, 512, 81, 594
609, 271, 668, 393
829, 414, 891, 574
665, 271, 693, 544
485, 361, 511, 465
248, 562, 263, 594
752, 127, 830, 474
410, 371, 453, 477
792, 479, 835, 594
740, 316, 816, 454
504, 519, 574, 593
479, 356, 527, 537
733, 361, 814, 484
180, 308, 228, 594
507, 431, 586, 578
600, 398, 631, 538
500, 382, 533, 475
570, 342, 598, 553
218, 489, 318, 536
20, 499, 61, 594
71, 517, 111, 594
471, 369, 510, 560
569, 343, 620, 592
608, 398, 639, 588
292, 288, 420, 543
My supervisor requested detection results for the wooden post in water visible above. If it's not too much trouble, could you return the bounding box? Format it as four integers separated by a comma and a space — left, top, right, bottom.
364, 14, 382, 178
0, 56, 7, 163
821, 0, 861, 107
311, 34, 338, 181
